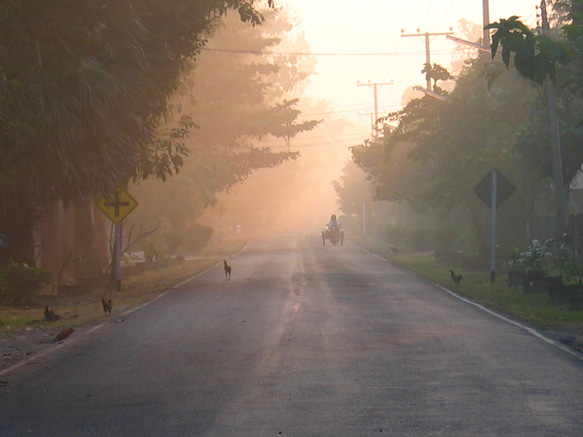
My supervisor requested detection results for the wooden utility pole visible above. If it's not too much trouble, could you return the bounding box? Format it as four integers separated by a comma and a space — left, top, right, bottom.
357, 80, 393, 138
490, 168, 498, 284
540, 0, 567, 238
401, 30, 453, 91
482, 0, 491, 48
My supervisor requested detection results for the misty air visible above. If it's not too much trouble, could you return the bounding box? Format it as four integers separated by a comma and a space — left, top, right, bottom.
1, 1, 583, 435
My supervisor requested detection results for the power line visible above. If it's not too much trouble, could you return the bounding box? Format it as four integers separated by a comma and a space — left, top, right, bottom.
401, 29, 454, 91
431, 0, 456, 31
200, 47, 452, 57
297, 105, 401, 117
357, 81, 394, 138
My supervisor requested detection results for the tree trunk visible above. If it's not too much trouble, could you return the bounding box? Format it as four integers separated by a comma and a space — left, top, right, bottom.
0, 188, 38, 265
74, 201, 104, 282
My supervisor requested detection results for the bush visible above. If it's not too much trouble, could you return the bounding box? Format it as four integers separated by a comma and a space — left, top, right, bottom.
410, 228, 433, 252
183, 223, 213, 253
144, 238, 166, 262
0, 261, 51, 304
510, 238, 572, 275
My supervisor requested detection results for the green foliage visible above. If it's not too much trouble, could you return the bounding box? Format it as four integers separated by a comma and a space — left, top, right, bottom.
0, 0, 269, 262
513, 239, 553, 273
128, 8, 312, 237
357, 238, 583, 330
135, 116, 195, 183
258, 98, 323, 148
352, 54, 542, 256
511, 238, 572, 273
332, 160, 373, 216
421, 63, 453, 89
486, 16, 571, 85
162, 231, 184, 255
561, 261, 583, 282
144, 238, 166, 263
381, 224, 434, 252
183, 223, 214, 253
0, 261, 51, 304
484, 3, 583, 195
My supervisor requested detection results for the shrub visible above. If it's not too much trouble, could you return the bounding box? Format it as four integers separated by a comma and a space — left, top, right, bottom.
0, 261, 51, 304
381, 225, 431, 251
514, 240, 551, 274
144, 238, 166, 262
183, 223, 213, 253
511, 238, 573, 275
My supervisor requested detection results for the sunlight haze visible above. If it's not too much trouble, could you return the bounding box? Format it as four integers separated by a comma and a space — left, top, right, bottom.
199, 1, 542, 236
287, 0, 539, 136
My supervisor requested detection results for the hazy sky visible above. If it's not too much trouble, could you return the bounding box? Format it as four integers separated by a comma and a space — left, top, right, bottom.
283, 0, 540, 140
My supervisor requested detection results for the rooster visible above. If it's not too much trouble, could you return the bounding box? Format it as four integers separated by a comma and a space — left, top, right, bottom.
449, 270, 463, 286
44, 305, 60, 322
224, 260, 231, 280
101, 298, 112, 315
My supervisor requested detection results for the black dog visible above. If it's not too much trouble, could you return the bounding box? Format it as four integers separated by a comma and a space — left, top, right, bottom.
224, 260, 232, 280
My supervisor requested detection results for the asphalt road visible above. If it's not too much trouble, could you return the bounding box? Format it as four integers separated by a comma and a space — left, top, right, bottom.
1, 231, 583, 436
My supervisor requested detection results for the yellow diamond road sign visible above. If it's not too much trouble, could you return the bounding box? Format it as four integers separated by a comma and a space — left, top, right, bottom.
96, 190, 138, 224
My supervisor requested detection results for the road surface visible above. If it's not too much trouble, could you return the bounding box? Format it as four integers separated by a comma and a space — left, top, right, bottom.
1, 231, 582, 436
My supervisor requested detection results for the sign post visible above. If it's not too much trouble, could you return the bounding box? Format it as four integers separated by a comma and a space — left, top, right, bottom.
96, 189, 138, 292
474, 168, 515, 283
490, 168, 498, 284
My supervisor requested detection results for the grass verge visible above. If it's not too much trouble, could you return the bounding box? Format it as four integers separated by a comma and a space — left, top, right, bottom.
356, 238, 583, 335
0, 235, 248, 335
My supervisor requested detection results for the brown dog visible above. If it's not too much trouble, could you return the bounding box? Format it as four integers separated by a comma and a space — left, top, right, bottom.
224, 260, 231, 280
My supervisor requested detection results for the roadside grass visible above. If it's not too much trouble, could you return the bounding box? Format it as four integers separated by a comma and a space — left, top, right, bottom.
357, 238, 583, 334
0, 235, 248, 335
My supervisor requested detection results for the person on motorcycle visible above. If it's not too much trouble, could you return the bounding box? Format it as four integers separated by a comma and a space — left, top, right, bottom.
327, 214, 340, 231
323, 214, 344, 246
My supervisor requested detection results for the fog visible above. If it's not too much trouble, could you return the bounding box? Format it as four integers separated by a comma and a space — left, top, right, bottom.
198, 141, 352, 236
126, 0, 542, 256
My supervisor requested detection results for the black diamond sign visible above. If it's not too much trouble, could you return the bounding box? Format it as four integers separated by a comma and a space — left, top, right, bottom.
473, 169, 516, 209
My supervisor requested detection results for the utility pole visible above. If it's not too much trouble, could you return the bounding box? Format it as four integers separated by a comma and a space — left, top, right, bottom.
357, 111, 375, 137
445, 2, 491, 56
482, 0, 491, 48
540, 0, 567, 238
356, 80, 393, 138
401, 29, 453, 91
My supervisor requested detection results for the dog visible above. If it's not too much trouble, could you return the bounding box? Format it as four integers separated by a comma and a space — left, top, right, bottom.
224, 260, 231, 280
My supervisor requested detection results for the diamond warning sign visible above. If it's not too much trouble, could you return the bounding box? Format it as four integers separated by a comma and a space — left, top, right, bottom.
96, 190, 138, 224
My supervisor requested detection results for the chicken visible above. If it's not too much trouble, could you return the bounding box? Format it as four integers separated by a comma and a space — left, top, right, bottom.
54, 327, 74, 342
101, 298, 112, 315
449, 270, 463, 286
44, 305, 60, 322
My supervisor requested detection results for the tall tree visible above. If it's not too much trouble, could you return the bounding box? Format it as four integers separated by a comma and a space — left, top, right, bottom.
486, 1, 583, 236
127, 7, 320, 247
0, 0, 268, 262
353, 57, 543, 255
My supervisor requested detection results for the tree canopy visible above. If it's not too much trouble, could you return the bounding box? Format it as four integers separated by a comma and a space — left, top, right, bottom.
349, 2, 583, 256
0, 0, 269, 261
126, 7, 320, 244
351, 54, 546, 255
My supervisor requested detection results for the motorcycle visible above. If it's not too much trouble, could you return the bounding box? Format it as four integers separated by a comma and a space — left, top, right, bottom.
322, 225, 344, 246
